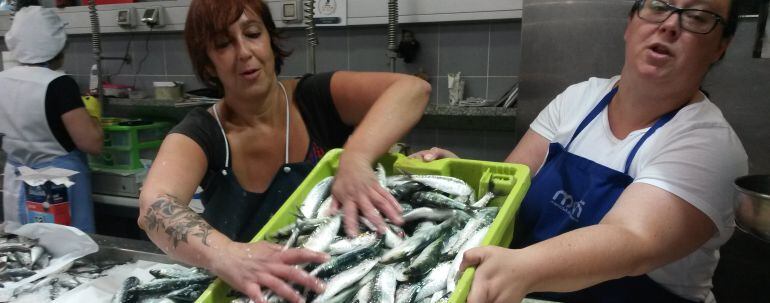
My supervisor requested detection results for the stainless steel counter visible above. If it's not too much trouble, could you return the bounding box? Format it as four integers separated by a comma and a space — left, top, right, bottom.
88, 233, 178, 265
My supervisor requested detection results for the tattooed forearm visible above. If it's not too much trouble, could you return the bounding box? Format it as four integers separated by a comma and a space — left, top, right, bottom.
142, 194, 214, 248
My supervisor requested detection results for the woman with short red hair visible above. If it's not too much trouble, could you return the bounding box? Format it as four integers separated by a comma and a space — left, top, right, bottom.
137, 0, 431, 301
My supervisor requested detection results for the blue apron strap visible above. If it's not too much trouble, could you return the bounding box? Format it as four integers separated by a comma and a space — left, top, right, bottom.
565, 86, 619, 151
623, 107, 681, 174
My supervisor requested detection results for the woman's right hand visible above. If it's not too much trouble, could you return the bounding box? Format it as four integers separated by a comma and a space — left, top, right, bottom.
409, 147, 459, 162
210, 240, 329, 303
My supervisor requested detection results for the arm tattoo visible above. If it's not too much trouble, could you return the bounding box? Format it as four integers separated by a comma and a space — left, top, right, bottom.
142, 194, 214, 248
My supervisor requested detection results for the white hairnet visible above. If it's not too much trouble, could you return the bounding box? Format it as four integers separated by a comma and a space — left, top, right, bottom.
5, 6, 67, 64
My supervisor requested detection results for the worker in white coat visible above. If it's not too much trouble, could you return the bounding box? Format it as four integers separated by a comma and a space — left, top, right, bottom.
0, 6, 103, 232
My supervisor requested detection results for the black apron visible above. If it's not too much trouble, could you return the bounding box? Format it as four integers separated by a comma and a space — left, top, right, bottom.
200, 161, 314, 243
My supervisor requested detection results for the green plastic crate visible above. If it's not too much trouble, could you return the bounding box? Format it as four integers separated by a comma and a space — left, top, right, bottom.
88, 140, 161, 170
88, 121, 171, 170
196, 148, 531, 303
101, 121, 172, 148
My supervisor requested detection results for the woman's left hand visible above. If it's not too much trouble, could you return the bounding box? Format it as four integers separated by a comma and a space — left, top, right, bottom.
460, 246, 531, 303
330, 152, 403, 237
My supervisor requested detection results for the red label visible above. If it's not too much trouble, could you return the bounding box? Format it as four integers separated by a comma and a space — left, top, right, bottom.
26, 201, 71, 226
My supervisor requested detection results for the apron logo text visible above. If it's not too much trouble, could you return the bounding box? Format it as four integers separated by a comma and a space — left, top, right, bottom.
550, 190, 585, 222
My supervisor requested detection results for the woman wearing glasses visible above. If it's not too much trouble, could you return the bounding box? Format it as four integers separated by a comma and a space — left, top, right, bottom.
413, 0, 747, 302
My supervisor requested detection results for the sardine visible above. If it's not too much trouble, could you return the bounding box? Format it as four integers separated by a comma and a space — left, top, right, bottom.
29, 246, 44, 266
34, 253, 51, 269
414, 262, 452, 301
127, 275, 213, 297
56, 274, 81, 289
165, 284, 206, 302
376, 163, 388, 188
0, 242, 31, 253
403, 236, 444, 279
442, 207, 498, 257
384, 227, 404, 249
355, 280, 373, 303
149, 266, 202, 279
299, 176, 334, 219
447, 226, 489, 293
471, 191, 495, 208
311, 241, 382, 278
395, 283, 419, 303
402, 207, 456, 222
311, 259, 379, 303
411, 192, 471, 211
272, 217, 328, 240
315, 196, 334, 219
408, 175, 474, 198
386, 175, 410, 188
0, 268, 36, 280
327, 232, 378, 255
370, 265, 397, 303
324, 284, 360, 303
302, 215, 342, 253
380, 219, 455, 264
112, 276, 140, 303
390, 181, 426, 201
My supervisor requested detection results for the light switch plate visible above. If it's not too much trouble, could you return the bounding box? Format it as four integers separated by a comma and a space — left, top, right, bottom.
314, 0, 346, 26
282, 0, 302, 23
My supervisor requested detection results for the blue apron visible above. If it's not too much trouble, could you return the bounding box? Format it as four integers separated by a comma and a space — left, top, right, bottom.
512, 87, 696, 303
10, 149, 95, 233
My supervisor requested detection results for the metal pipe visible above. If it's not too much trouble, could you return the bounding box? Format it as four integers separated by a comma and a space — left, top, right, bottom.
304, 0, 318, 74
87, 0, 104, 104
387, 0, 398, 73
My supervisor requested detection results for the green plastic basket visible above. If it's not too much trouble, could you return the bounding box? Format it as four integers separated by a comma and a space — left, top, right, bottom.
102, 121, 172, 148
195, 148, 531, 303
89, 121, 171, 170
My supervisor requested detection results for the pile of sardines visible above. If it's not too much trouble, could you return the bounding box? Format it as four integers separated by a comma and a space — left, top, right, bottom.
233, 164, 499, 303
13, 258, 126, 300
0, 233, 51, 285
111, 266, 214, 303
0, 232, 124, 300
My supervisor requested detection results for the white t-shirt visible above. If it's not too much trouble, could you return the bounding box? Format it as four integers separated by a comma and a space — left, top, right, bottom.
530, 76, 748, 302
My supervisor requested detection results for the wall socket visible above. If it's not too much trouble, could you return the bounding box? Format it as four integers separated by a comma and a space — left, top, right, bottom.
141, 7, 164, 28
116, 8, 136, 28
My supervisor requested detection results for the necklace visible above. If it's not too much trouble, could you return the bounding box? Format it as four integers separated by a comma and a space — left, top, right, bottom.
213, 80, 291, 176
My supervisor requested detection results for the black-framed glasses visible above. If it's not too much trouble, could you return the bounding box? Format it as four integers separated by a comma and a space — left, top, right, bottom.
636, 0, 727, 34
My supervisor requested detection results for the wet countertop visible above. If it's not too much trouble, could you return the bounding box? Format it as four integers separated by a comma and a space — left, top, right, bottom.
419, 105, 516, 131
90, 233, 163, 255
